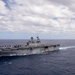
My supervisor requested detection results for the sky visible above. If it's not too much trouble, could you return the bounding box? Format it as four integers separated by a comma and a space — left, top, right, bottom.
0, 0, 75, 39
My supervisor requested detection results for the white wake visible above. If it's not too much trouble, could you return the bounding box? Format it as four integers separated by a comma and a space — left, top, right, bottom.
59, 46, 75, 50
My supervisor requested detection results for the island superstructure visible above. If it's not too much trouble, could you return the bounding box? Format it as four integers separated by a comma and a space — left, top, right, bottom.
0, 36, 60, 57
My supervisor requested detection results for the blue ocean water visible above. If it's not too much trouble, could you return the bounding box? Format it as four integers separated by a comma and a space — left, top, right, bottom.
0, 40, 75, 75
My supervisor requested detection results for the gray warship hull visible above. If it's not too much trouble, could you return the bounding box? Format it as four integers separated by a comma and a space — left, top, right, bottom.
0, 44, 60, 57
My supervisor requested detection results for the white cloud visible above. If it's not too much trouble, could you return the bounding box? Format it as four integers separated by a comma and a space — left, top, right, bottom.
0, 0, 75, 34
0, 0, 9, 14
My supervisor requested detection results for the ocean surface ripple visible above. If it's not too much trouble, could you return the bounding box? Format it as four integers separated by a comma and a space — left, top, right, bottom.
0, 40, 75, 75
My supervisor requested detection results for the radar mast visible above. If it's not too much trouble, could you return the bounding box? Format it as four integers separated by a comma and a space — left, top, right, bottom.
36, 36, 41, 43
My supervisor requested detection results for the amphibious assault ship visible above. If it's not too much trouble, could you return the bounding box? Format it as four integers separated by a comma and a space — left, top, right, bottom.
0, 37, 60, 57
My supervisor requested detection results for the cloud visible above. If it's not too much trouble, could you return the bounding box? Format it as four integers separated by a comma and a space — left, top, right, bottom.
0, 0, 75, 34
0, 0, 9, 14
48, 0, 75, 12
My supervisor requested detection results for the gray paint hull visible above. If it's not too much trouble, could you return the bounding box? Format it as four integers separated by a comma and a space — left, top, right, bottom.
0, 46, 59, 57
